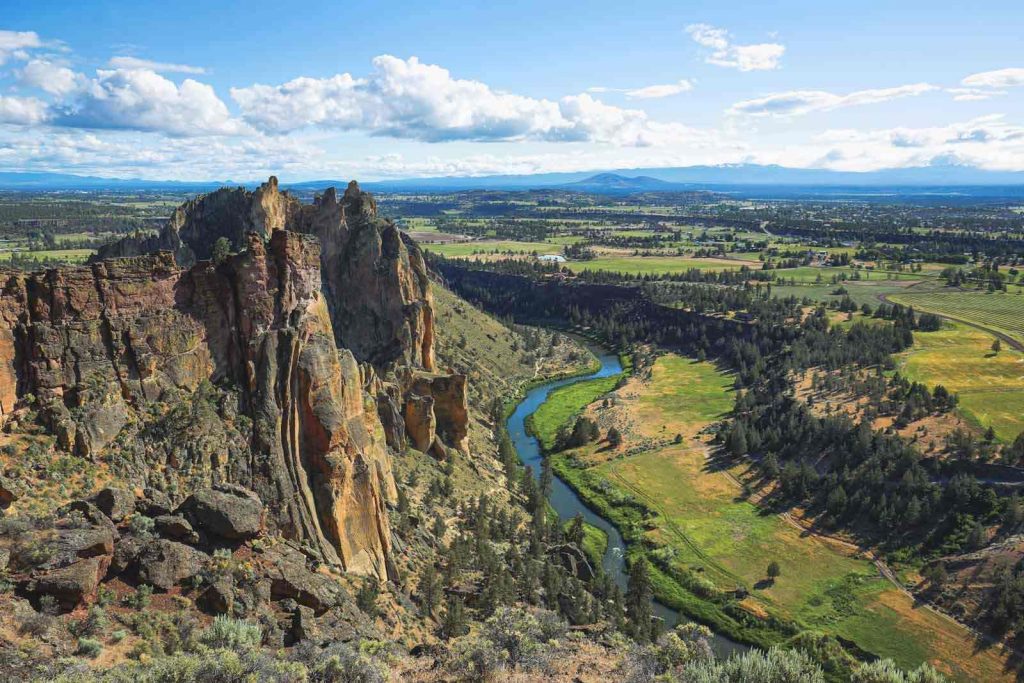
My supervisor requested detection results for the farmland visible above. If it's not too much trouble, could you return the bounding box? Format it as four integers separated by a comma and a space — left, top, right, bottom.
551, 353, 1015, 680
888, 290, 1024, 348
897, 321, 1024, 441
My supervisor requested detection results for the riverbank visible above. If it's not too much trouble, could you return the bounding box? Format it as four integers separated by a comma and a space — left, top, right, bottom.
545, 352, 1015, 682
505, 347, 746, 658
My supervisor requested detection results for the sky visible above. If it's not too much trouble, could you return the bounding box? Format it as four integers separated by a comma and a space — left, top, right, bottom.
1, 0, 1023, 181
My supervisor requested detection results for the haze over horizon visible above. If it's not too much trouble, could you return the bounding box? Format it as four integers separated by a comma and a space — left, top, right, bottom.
2, 0, 1024, 182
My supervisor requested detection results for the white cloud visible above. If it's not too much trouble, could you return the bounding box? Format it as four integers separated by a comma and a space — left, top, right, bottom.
729, 83, 937, 117
0, 30, 42, 65
686, 24, 784, 71
961, 67, 1024, 89
0, 95, 49, 125
19, 59, 83, 96
795, 116, 1024, 171
108, 56, 207, 74
56, 67, 246, 136
588, 80, 694, 99
231, 55, 701, 146
946, 87, 1007, 102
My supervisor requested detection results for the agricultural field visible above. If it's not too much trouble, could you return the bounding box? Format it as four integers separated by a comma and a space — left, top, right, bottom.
571, 254, 760, 276
897, 321, 1024, 442
888, 290, 1024, 347
770, 281, 917, 309
552, 354, 1014, 680
424, 239, 561, 259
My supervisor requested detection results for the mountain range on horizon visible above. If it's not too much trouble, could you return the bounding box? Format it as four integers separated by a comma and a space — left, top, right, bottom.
2, 163, 1024, 194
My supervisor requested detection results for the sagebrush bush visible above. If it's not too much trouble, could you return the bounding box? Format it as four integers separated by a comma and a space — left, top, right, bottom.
199, 615, 262, 650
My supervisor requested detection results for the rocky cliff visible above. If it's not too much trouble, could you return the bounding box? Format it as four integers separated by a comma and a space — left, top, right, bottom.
97, 177, 434, 371
1, 179, 470, 582
0, 231, 396, 578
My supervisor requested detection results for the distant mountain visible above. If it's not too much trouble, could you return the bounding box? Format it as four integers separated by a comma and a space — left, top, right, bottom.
0, 171, 231, 191
362, 165, 1024, 194
3, 163, 1024, 194
556, 173, 685, 193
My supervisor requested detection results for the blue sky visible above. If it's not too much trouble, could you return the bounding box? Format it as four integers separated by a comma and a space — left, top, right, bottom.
1, 0, 1023, 180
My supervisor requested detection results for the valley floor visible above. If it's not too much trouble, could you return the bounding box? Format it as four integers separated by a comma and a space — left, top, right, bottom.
550, 353, 1017, 681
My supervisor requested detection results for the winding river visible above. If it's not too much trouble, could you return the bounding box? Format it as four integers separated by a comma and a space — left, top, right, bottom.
506, 348, 744, 656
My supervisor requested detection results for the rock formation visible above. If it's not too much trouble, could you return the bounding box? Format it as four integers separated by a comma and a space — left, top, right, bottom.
96, 176, 435, 371
0, 178, 470, 584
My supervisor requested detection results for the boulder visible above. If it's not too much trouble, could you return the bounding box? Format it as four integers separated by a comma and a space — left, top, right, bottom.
154, 514, 199, 544
139, 488, 174, 516
136, 539, 208, 590
92, 486, 135, 522
110, 535, 145, 575
289, 604, 319, 644
179, 485, 263, 541
268, 557, 343, 614
550, 543, 596, 582
30, 557, 105, 611
0, 474, 18, 508
198, 576, 234, 614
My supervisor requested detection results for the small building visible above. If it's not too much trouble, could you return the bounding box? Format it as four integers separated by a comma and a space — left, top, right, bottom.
538, 254, 566, 263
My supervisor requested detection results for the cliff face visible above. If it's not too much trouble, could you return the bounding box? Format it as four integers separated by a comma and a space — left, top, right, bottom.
0, 231, 397, 579
0, 179, 473, 582
96, 177, 434, 371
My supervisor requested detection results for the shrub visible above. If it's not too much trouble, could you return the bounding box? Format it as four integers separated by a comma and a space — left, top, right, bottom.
77, 637, 103, 658
199, 616, 262, 650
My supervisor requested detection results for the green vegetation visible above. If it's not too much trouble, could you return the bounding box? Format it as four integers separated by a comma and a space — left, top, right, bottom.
898, 321, 1024, 441
580, 522, 608, 566
550, 354, 1012, 680
574, 255, 757, 276
889, 290, 1024, 346
527, 354, 632, 450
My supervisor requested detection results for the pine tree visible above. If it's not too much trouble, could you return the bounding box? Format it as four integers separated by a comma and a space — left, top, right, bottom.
418, 563, 442, 617
440, 595, 468, 639
727, 422, 748, 457
540, 457, 553, 500
625, 557, 654, 642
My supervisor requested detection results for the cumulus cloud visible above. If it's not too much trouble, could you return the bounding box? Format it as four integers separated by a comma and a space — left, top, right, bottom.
0, 30, 42, 65
108, 56, 207, 74
231, 55, 701, 146
961, 67, 1024, 89
588, 79, 693, 99
55, 67, 246, 136
0, 95, 49, 125
728, 83, 937, 117
686, 24, 784, 71
19, 59, 83, 96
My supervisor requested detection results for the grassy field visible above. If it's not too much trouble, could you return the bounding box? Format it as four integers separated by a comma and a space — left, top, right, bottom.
424, 239, 561, 258
551, 353, 1013, 680
2, 248, 96, 264
897, 321, 1024, 442
572, 255, 759, 276
529, 373, 624, 451
888, 290, 1024, 347
769, 280, 928, 309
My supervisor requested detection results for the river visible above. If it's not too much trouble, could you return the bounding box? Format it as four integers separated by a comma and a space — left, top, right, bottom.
506, 348, 744, 656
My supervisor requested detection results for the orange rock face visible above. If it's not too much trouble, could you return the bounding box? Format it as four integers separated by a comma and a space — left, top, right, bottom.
0, 179, 470, 582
